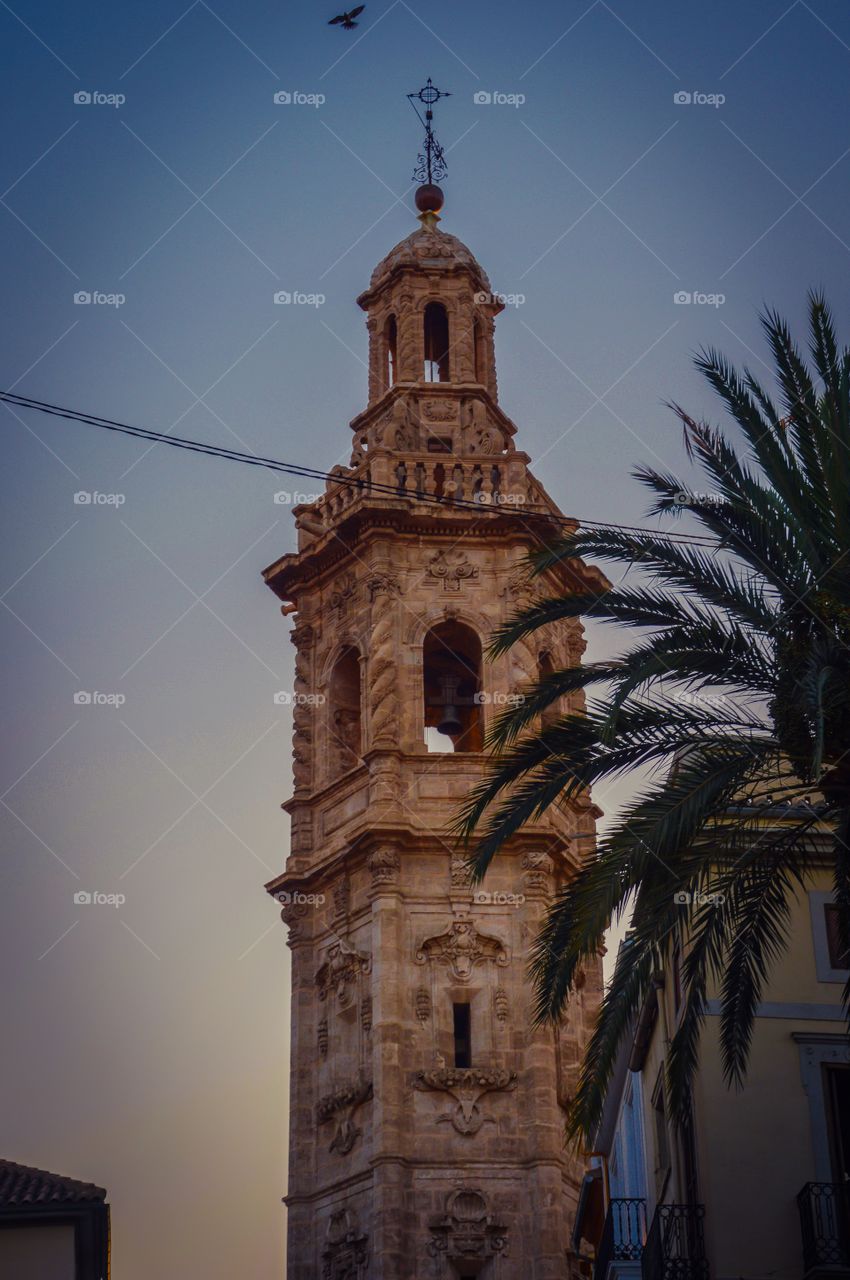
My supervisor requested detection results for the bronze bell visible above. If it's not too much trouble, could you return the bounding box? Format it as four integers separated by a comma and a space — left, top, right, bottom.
436, 676, 463, 738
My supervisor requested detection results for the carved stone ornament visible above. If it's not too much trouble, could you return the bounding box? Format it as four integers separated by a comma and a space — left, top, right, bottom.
360, 996, 372, 1034
318, 1016, 329, 1057
317, 1077, 374, 1155
366, 571, 401, 601
450, 854, 472, 890
280, 901, 309, 941
427, 1188, 509, 1259
329, 573, 356, 616
415, 987, 431, 1023
499, 565, 535, 608
322, 1208, 369, 1280
332, 876, 350, 922
414, 1067, 518, 1135
427, 549, 479, 593
494, 987, 509, 1022
290, 623, 314, 650
367, 845, 400, 887
415, 916, 509, 983
423, 398, 457, 422
316, 939, 372, 1008
522, 850, 554, 891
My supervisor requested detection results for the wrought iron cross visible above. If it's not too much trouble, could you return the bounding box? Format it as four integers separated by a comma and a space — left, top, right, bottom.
407, 78, 451, 185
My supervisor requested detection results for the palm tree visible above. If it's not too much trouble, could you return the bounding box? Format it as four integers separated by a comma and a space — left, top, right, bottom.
457, 293, 850, 1143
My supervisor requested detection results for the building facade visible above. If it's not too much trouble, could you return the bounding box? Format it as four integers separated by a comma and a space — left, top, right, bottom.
262, 196, 606, 1278
576, 856, 850, 1280
0, 1159, 110, 1280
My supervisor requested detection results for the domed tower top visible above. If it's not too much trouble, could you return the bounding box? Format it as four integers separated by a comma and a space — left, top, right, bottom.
354, 77, 504, 417
356, 196, 504, 414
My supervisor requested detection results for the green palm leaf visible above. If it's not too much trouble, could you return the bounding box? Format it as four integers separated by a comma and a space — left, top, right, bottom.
457, 295, 850, 1141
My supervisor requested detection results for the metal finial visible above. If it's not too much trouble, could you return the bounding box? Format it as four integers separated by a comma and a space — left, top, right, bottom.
407, 78, 451, 186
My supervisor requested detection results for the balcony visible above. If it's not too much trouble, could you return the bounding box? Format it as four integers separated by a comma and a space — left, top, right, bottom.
798, 1182, 850, 1276
641, 1204, 708, 1280
595, 1198, 647, 1280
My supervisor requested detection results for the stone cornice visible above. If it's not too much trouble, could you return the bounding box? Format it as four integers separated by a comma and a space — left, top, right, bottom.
261, 503, 602, 603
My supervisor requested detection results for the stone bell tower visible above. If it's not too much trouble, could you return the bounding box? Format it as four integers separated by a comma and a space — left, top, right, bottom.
262, 177, 605, 1278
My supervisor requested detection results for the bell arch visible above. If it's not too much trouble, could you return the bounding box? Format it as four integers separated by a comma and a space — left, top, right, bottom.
424, 301, 451, 382
422, 619, 483, 752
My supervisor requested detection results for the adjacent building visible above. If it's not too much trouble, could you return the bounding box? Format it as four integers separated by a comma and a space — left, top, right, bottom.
0, 1159, 110, 1280
575, 837, 849, 1280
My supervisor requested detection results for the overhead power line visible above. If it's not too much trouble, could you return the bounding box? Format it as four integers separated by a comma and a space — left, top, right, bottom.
1, 388, 720, 548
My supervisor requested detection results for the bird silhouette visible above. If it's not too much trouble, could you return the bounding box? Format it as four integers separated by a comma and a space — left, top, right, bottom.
328, 5, 364, 28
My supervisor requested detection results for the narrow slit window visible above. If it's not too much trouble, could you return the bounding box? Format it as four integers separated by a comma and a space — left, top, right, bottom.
453, 1001, 472, 1068
385, 315, 397, 388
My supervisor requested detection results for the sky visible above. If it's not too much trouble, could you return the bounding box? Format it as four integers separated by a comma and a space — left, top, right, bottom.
2, 0, 850, 1275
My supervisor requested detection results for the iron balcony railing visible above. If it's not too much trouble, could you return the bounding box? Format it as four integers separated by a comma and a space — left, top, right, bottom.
642, 1203, 709, 1280
798, 1182, 850, 1273
595, 1198, 647, 1279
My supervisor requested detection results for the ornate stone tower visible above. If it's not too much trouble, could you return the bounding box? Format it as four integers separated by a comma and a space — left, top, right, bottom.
262, 186, 605, 1278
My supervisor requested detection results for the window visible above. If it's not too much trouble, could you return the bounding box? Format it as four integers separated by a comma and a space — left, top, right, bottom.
453, 1002, 472, 1068
651, 1072, 671, 1198
826, 905, 850, 969
384, 315, 397, 388
427, 435, 453, 453
810, 891, 850, 981
328, 647, 361, 777
424, 302, 450, 382
423, 621, 484, 752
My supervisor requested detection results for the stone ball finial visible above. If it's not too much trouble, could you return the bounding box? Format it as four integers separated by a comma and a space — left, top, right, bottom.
414, 183, 444, 213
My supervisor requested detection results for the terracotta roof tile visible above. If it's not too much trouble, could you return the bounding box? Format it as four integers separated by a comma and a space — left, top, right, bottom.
0, 1159, 106, 1207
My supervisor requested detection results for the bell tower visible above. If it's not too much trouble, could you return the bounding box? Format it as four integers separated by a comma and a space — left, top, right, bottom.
262, 122, 605, 1278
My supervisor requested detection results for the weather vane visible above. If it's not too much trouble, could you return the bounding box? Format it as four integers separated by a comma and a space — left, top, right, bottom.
407, 78, 451, 186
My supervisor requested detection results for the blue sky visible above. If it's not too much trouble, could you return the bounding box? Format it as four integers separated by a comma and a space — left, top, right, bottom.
2, 1, 850, 1274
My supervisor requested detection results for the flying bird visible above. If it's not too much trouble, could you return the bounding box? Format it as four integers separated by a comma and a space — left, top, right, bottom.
328, 5, 364, 28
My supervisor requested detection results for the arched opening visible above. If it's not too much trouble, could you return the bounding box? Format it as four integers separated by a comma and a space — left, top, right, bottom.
423, 620, 483, 752
384, 314, 397, 388
328, 647, 361, 776
424, 302, 450, 382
